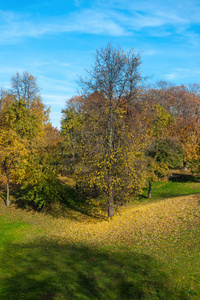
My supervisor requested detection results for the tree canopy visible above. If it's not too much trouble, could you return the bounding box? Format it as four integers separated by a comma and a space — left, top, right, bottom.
1, 44, 200, 218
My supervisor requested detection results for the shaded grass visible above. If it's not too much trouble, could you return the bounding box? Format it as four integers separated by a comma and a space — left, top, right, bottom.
43, 185, 106, 220
0, 236, 191, 300
7, 178, 105, 220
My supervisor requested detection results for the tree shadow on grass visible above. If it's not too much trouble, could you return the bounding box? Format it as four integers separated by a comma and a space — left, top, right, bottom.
0, 181, 8, 206
0, 238, 192, 300
140, 172, 200, 201
11, 182, 104, 220
0, 190, 6, 205
50, 185, 106, 220
169, 173, 200, 183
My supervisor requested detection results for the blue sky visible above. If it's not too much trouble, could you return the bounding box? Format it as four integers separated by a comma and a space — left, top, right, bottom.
1, 0, 200, 128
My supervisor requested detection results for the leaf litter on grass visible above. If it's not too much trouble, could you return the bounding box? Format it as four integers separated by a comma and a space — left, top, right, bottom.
0, 194, 200, 299
1, 194, 199, 248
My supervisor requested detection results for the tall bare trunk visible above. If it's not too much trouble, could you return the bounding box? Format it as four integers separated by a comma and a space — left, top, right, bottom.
108, 168, 114, 218
148, 181, 152, 199
108, 96, 114, 218
6, 179, 10, 207
4, 162, 11, 207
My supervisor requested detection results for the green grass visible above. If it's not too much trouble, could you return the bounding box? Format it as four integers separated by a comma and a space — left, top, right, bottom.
0, 232, 195, 300
136, 222, 200, 300
142, 173, 200, 200
0, 174, 200, 299
0, 216, 28, 247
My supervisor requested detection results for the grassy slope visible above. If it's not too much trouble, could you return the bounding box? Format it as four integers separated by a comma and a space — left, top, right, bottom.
0, 180, 200, 299
142, 172, 200, 200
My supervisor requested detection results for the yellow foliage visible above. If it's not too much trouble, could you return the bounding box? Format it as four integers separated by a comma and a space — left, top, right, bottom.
0, 128, 29, 181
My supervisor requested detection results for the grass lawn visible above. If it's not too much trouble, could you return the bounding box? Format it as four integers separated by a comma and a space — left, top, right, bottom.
0, 175, 200, 299
142, 172, 200, 200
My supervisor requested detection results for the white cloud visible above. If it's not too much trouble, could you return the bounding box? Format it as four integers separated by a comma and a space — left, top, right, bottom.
73, 0, 84, 7
38, 75, 76, 92
93, 0, 200, 37
43, 94, 68, 105
165, 68, 200, 81
0, 7, 130, 44
1, 0, 200, 45
165, 73, 178, 80
143, 49, 160, 56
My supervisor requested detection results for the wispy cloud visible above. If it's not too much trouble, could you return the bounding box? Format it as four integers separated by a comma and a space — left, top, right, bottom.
38, 75, 76, 93
143, 49, 160, 56
93, 0, 200, 39
100, 0, 200, 23
43, 94, 68, 105
1, 0, 200, 128
73, 0, 84, 7
165, 68, 200, 81
126, 11, 188, 31
1, 0, 200, 44
165, 73, 178, 80
0, 8, 129, 44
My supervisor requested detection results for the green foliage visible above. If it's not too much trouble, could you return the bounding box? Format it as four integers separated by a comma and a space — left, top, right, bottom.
19, 175, 61, 209
61, 105, 82, 138
0, 128, 28, 206
3, 99, 41, 139
0, 73, 59, 209
60, 103, 83, 174
17, 145, 61, 209
145, 135, 183, 198
152, 104, 175, 139
146, 137, 184, 169
146, 158, 169, 183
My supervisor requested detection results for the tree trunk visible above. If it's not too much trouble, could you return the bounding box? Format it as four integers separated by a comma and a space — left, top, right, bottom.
6, 179, 10, 207
93, 184, 98, 198
108, 170, 114, 218
183, 160, 187, 171
108, 95, 114, 218
148, 181, 152, 199
5, 165, 11, 207
71, 151, 75, 174
108, 194, 114, 218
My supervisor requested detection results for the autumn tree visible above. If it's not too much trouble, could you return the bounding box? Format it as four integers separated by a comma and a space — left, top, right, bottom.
2, 99, 42, 138
170, 86, 200, 170
0, 72, 60, 209
143, 105, 175, 198
0, 129, 28, 206
145, 158, 169, 199
68, 43, 144, 218
10, 71, 40, 108
60, 96, 83, 175
142, 83, 200, 171
0, 97, 40, 206
18, 131, 61, 209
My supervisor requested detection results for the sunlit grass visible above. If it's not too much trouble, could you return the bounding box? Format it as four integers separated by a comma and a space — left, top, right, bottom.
142, 173, 200, 200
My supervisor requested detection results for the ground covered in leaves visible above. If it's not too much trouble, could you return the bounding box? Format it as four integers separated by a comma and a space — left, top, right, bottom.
0, 193, 200, 299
